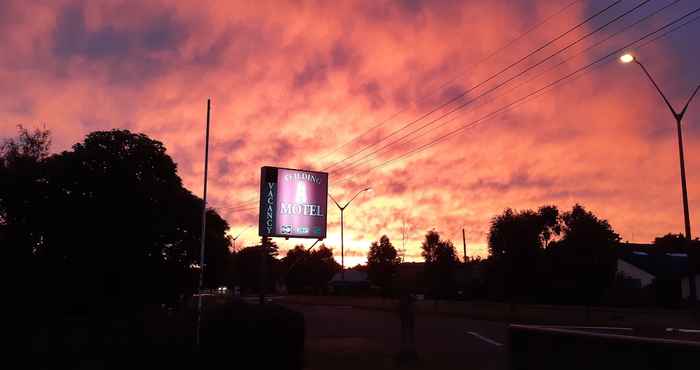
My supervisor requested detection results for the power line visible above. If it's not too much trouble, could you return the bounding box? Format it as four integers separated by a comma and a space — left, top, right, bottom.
336, 7, 700, 185
379, 0, 682, 172
333, 0, 680, 177
212, 0, 598, 209
314, 0, 584, 164
331, 0, 652, 176
320, 0, 622, 172
332, 7, 700, 186
211, 0, 689, 211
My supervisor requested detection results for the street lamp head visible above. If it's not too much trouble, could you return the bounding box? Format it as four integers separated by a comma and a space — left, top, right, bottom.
364, 187, 373, 193
620, 53, 635, 64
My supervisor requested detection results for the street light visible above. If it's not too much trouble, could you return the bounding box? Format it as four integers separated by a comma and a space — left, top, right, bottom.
620, 53, 699, 240
329, 187, 372, 280
231, 225, 252, 252
621, 52, 700, 303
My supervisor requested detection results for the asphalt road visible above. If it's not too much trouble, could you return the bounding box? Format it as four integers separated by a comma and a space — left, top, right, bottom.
282, 303, 508, 370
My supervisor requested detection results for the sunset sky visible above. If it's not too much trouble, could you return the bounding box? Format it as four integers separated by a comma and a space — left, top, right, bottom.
2, 0, 699, 265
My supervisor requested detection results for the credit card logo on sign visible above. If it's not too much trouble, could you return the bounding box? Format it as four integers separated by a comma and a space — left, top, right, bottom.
296, 226, 309, 234
280, 225, 292, 234
313, 227, 322, 235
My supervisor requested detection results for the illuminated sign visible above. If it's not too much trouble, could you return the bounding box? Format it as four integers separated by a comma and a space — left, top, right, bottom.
258, 166, 328, 239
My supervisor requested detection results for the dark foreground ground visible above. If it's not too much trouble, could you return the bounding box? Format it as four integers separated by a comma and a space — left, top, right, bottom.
29, 295, 699, 369
281, 298, 700, 370
282, 303, 508, 370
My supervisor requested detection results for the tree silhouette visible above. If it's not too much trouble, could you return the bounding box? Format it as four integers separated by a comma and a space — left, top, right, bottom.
486, 206, 559, 300
367, 235, 400, 294
4, 128, 233, 308
487, 206, 559, 258
547, 204, 620, 304
421, 230, 459, 298
653, 233, 700, 254
261, 236, 279, 257
1, 126, 52, 257
282, 244, 339, 294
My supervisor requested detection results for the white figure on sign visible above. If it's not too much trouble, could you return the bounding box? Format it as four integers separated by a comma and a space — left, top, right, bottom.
295, 181, 307, 204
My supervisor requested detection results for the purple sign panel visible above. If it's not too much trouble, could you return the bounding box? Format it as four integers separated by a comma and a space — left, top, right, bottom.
259, 166, 328, 239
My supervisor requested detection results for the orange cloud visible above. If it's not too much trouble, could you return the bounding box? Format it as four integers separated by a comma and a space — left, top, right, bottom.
2, 0, 698, 263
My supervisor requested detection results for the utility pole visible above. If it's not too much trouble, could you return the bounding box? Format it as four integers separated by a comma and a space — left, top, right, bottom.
620, 53, 698, 303
259, 239, 267, 305
462, 228, 467, 264
196, 98, 211, 348
340, 209, 344, 280
329, 187, 372, 281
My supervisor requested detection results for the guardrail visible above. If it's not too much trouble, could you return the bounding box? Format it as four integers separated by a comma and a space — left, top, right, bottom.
278, 295, 699, 328
509, 324, 700, 370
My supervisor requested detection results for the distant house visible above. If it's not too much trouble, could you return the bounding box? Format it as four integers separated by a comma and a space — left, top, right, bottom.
328, 269, 370, 294
681, 273, 700, 301
616, 243, 699, 302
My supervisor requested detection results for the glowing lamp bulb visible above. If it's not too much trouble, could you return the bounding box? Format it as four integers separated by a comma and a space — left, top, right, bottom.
620, 54, 635, 64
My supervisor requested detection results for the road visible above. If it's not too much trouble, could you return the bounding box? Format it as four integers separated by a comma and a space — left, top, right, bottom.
282, 303, 508, 370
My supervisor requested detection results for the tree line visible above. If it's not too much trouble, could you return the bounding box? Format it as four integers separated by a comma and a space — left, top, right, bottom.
5, 126, 697, 309
362, 205, 699, 306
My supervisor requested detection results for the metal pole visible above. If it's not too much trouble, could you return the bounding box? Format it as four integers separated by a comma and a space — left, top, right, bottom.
341, 208, 344, 281
676, 116, 692, 241
676, 115, 696, 304
259, 240, 267, 305
196, 98, 211, 348
634, 60, 693, 241
462, 228, 467, 264
329, 188, 370, 282
632, 59, 697, 304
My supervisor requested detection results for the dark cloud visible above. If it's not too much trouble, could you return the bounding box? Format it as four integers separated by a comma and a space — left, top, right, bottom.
54, 6, 130, 58
53, 5, 186, 59
293, 59, 327, 89
218, 138, 246, 153
192, 22, 274, 68
4, 98, 34, 115
360, 80, 386, 109
386, 180, 407, 194
441, 84, 466, 102
331, 41, 353, 68
468, 169, 555, 193
218, 159, 230, 176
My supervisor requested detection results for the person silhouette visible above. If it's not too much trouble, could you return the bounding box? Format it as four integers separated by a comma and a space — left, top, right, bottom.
399, 292, 415, 348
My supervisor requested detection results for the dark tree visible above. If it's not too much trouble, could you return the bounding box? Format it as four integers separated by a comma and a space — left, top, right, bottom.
282, 244, 339, 294
234, 245, 279, 294
308, 244, 340, 290
547, 204, 621, 304
282, 245, 311, 293
488, 206, 559, 258
367, 235, 401, 293
3, 128, 233, 308
421, 230, 459, 298
261, 235, 279, 257
653, 233, 700, 254
486, 206, 559, 300
1, 126, 52, 261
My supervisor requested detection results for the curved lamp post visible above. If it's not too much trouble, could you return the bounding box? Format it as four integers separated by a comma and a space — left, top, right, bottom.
231, 225, 252, 252
329, 187, 372, 280
621, 53, 699, 303
620, 53, 698, 240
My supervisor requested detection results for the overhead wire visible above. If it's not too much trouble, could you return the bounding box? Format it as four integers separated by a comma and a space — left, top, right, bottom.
333, 0, 678, 177
320, 0, 623, 172
314, 0, 584, 163
331, 0, 653, 176
331, 6, 700, 187
210, 0, 597, 210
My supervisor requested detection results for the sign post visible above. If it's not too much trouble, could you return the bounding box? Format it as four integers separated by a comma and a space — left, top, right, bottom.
259, 166, 329, 239
258, 166, 328, 303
